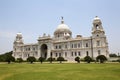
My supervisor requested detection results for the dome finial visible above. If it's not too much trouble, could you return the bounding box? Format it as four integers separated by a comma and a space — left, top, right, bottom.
96, 16, 98, 18
61, 16, 64, 24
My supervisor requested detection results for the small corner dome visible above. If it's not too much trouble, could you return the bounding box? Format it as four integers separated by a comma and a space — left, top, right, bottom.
17, 32, 22, 36
93, 16, 101, 23
17, 32, 22, 35
93, 16, 101, 21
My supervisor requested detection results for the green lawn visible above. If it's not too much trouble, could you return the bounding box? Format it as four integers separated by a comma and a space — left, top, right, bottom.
0, 63, 120, 80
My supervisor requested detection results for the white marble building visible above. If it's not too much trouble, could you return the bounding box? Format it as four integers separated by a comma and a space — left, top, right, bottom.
12, 16, 109, 61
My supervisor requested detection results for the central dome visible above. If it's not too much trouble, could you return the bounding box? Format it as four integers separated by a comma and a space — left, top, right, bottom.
54, 17, 72, 39
56, 24, 70, 31
54, 17, 71, 34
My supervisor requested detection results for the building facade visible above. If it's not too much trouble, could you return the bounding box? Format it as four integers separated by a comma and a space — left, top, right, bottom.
13, 16, 109, 61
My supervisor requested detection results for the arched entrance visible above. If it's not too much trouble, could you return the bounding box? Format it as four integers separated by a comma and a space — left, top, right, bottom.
41, 44, 47, 59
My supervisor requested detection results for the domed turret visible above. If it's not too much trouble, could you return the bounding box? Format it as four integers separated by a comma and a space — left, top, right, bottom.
54, 17, 72, 40
93, 16, 102, 24
92, 16, 105, 38
92, 16, 104, 33
14, 32, 24, 45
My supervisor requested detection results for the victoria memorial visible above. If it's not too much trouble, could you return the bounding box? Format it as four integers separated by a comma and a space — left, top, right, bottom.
12, 16, 109, 61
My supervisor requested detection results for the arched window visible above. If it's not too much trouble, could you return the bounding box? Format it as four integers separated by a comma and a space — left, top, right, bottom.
96, 24, 99, 29
97, 35, 99, 37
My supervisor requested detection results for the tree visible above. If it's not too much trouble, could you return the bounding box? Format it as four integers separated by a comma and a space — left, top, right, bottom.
57, 57, 64, 63
27, 56, 36, 64
0, 51, 13, 62
17, 58, 23, 63
75, 57, 80, 63
47, 57, 55, 63
38, 57, 45, 64
117, 59, 120, 63
5, 55, 15, 64
0, 54, 6, 62
84, 56, 92, 63
96, 55, 107, 63
109, 54, 117, 57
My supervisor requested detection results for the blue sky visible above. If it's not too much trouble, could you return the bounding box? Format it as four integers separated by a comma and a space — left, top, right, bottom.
0, 0, 120, 54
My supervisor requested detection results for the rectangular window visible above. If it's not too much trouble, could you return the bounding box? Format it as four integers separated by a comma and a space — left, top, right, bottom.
65, 44, 67, 48
71, 44, 73, 48
71, 52, 73, 56
78, 52, 81, 56
86, 43, 88, 47
98, 50, 101, 55
86, 51, 89, 56
50, 52, 53, 57
59, 45, 61, 49
33, 48, 35, 51
56, 45, 58, 49
75, 52, 77, 56
56, 53, 58, 57
74, 44, 77, 48
59, 53, 61, 57
14, 48, 16, 51
35, 52, 38, 56
21, 48, 23, 51
97, 41, 100, 46
65, 52, 67, 57
78, 43, 80, 48
26, 48, 27, 51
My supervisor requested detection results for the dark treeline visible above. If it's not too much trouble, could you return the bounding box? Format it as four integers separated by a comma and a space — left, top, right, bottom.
0, 51, 12, 61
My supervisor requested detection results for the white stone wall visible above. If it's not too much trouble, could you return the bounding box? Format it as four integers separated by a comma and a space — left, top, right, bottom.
13, 16, 109, 61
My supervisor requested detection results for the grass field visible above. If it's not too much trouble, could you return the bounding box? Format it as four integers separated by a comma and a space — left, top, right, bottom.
0, 63, 120, 80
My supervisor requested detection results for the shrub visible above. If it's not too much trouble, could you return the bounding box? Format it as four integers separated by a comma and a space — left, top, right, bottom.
84, 56, 92, 63
17, 58, 23, 63
57, 57, 64, 63
27, 56, 36, 64
75, 57, 80, 63
38, 57, 45, 64
117, 59, 120, 63
47, 57, 55, 63
96, 55, 107, 63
